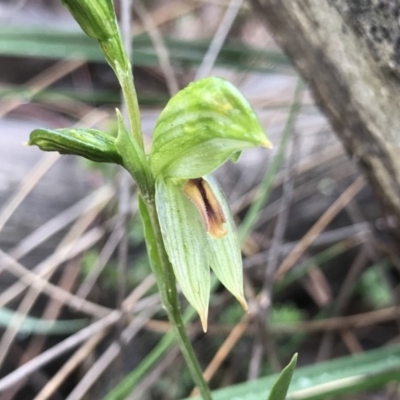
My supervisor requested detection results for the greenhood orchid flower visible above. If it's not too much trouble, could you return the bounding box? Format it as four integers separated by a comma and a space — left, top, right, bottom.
149, 77, 271, 330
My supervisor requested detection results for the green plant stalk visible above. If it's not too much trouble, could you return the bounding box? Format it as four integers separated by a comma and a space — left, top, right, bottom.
115, 57, 212, 400
103, 36, 144, 150
98, 16, 212, 398
139, 198, 212, 400
117, 68, 144, 150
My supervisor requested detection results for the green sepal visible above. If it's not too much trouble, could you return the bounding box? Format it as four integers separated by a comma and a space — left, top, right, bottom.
150, 77, 272, 179
155, 178, 210, 331
115, 109, 155, 201
28, 127, 122, 164
267, 353, 297, 400
61, 0, 118, 41
204, 175, 248, 311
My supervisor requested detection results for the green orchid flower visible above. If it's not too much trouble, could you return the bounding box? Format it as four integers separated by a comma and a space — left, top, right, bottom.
149, 77, 271, 330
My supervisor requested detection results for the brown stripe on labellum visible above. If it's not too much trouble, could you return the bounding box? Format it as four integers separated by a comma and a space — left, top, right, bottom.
184, 178, 227, 238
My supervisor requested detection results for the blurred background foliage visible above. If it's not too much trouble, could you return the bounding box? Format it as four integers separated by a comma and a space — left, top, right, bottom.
1, 1, 400, 399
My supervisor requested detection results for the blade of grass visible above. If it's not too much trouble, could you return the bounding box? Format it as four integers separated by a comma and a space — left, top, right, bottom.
274, 238, 360, 292
186, 344, 400, 400
0, 307, 87, 335
0, 86, 169, 106
267, 354, 297, 400
0, 27, 290, 73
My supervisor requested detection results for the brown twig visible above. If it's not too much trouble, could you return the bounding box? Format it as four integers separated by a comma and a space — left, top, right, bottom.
144, 303, 400, 334
0, 246, 112, 318
190, 314, 252, 397
0, 311, 121, 392
64, 305, 160, 400
0, 59, 86, 119
32, 331, 105, 400
0, 201, 107, 370
274, 176, 366, 280
195, 0, 244, 79
133, 0, 179, 95
3, 258, 83, 400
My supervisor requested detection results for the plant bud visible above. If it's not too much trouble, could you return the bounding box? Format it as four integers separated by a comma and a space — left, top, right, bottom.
61, 0, 118, 41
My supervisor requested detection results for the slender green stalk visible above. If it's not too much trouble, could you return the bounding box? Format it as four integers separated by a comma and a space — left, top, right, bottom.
90, 8, 212, 396
118, 69, 144, 149
114, 33, 211, 396
144, 200, 212, 400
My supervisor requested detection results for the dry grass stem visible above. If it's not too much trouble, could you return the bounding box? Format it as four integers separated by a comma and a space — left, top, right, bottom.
190, 313, 251, 397
195, 0, 244, 79
0, 197, 111, 369
0, 246, 112, 317
9, 185, 115, 260
132, 1, 202, 36
144, 304, 400, 335
0, 311, 121, 392
0, 153, 60, 232
133, 0, 179, 95
32, 331, 105, 400
65, 306, 160, 400
2, 258, 83, 400
275, 176, 366, 280
0, 59, 86, 118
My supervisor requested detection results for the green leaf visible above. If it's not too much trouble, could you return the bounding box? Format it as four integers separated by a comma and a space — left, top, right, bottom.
61, 0, 118, 41
115, 109, 155, 201
150, 77, 271, 179
155, 178, 210, 331
28, 127, 122, 164
267, 354, 297, 400
204, 175, 247, 311
185, 344, 400, 400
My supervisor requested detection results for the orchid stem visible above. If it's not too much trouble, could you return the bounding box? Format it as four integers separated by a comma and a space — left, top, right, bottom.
143, 200, 212, 400
116, 15, 211, 399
